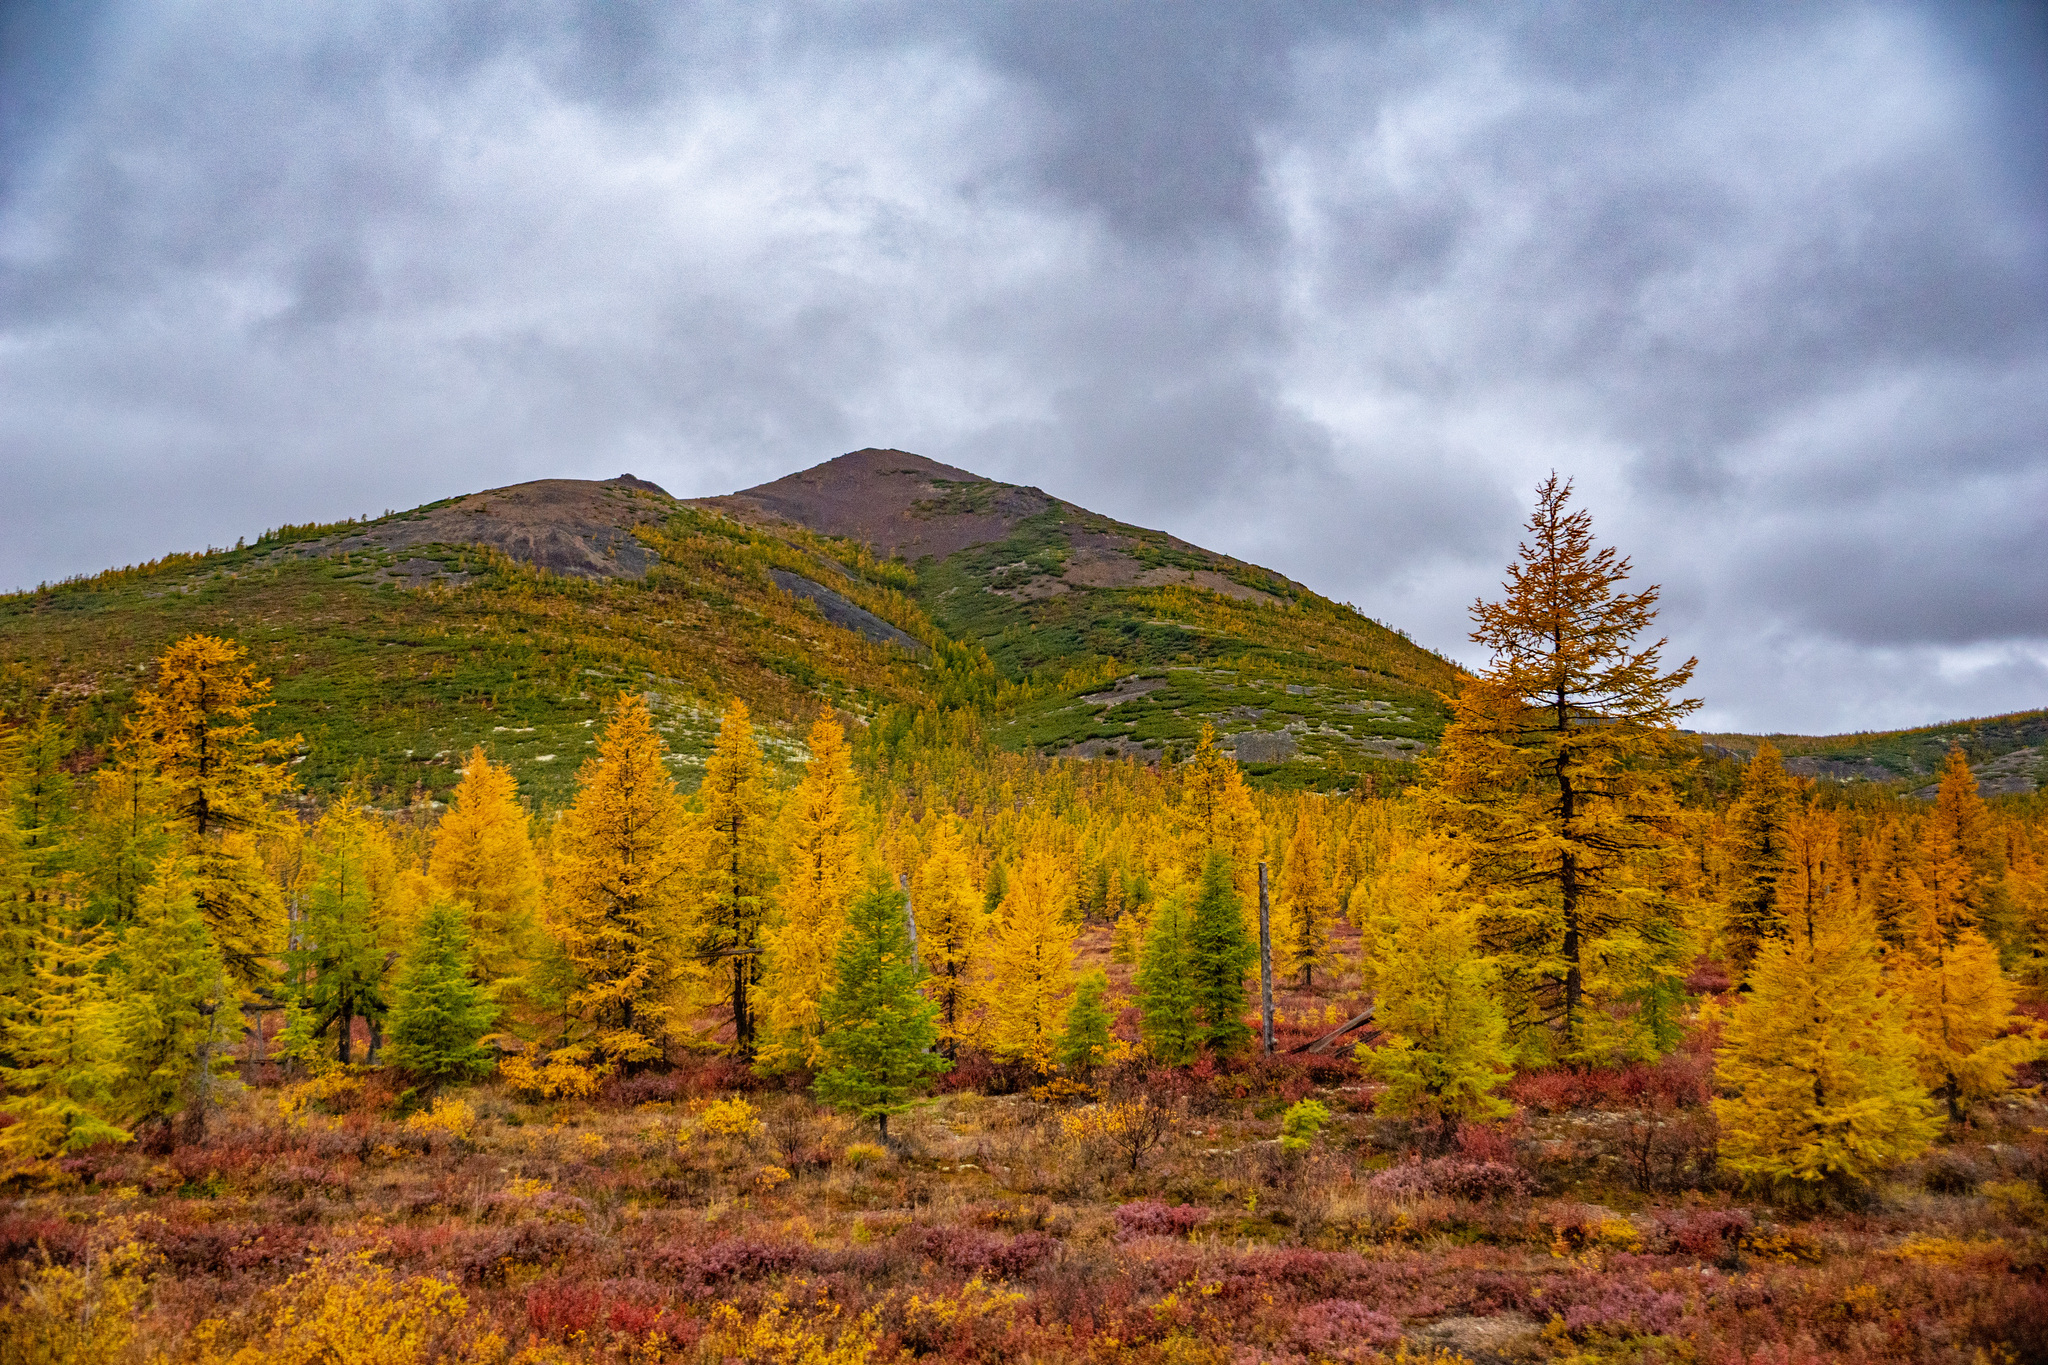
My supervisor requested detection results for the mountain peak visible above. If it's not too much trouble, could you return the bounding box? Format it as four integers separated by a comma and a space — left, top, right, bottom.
695, 447, 1055, 561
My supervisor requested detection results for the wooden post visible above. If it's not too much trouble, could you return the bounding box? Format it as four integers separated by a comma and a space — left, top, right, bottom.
1258, 861, 1275, 1055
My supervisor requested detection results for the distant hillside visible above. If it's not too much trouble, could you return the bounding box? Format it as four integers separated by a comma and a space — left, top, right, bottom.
1, 450, 1462, 801
1703, 709, 2048, 797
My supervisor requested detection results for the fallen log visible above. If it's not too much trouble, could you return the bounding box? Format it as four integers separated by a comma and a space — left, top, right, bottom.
1291, 1004, 1376, 1055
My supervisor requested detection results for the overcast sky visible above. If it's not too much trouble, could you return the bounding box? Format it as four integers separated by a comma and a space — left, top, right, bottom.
3, 1, 2044, 735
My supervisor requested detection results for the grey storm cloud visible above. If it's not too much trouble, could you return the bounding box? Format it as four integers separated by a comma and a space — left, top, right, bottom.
2, 0, 2043, 735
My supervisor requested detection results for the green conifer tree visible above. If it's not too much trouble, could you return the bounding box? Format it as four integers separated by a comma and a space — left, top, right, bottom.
388, 902, 499, 1095
814, 880, 948, 1141
1135, 894, 1197, 1064
1188, 852, 1256, 1057
1058, 970, 1115, 1076
0, 922, 130, 1162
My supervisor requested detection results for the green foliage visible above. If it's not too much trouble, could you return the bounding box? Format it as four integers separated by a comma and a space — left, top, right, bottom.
388, 902, 498, 1092
1135, 896, 1197, 1064
1058, 970, 1114, 1075
814, 880, 949, 1139
1278, 1098, 1330, 1153
1188, 853, 1256, 1057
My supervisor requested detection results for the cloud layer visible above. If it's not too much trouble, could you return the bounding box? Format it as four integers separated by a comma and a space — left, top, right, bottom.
3, 0, 2043, 733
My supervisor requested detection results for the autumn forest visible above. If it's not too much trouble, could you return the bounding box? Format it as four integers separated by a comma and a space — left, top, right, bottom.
2, 472, 2045, 1365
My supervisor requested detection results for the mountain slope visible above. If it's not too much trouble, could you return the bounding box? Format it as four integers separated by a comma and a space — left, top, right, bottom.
3, 452, 1459, 800
1705, 709, 2048, 797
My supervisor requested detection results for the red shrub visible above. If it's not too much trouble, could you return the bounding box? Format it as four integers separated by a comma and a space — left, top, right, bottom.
1293, 1300, 1402, 1357
1655, 1207, 1751, 1260
1113, 1202, 1206, 1239
526, 1277, 604, 1339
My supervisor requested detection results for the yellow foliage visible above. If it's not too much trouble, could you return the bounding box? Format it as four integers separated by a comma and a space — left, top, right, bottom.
192, 1251, 503, 1365
429, 747, 542, 986
913, 815, 985, 1053
982, 848, 1076, 1070
753, 1164, 793, 1192
1171, 726, 1263, 928
760, 717, 860, 1071
403, 1096, 477, 1142
276, 1070, 363, 1122
499, 1046, 610, 1101
696, 1096, 763, 1140
546, 692, 692, 1067
0, 1238, 153, 1365
841, 1141, 888, 1168
704, 1294, 879, 1365
1889, 1233, 2005, 1265
691, 697, 777, 1058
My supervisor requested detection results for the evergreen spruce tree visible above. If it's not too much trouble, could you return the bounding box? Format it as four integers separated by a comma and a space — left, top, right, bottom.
548, 692, 692, 1067
115, 857, 242, 1130
1188, 851, 1257, 1057
1421, 475, 1696, 1063
692, 698, 775, 1059
1057, 970, 1115, 1076
1277, 803, 1335, 988
983, 850, 1077, 1071
815, 880, 948, 1141
0, 921, 130, 1162
1714, 857, 1938, 1198
428, 747, 541, 987
76, 754, 170, 929
759, 716, 859, 1072
1360, 838, 1513, 1133
1136, 894, 1198, 1064
1723, 742, 1796, 971
388, 901, 499, 1094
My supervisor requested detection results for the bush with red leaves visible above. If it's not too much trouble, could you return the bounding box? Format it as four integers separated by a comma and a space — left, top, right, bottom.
1292, 1300, 1402, 1358
1367, 1158, 1530, 1201
1113, 1201, 1206, 1239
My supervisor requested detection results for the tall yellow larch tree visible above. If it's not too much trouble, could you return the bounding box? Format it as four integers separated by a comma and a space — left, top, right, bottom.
1173, 725, 1263, 933
691, 698, 776, 1060
545, 692, 693, 1068
982, 849, 1077, 1071
1422, 475, 1697, 1063
759, 716, 860, 1072
1276, 802, 1336, 988
1714, 831, 1939, 1198
1856, 815, 1921, 950
428, 748, 542, 989
913, 814, 983, 1056
123, 635, 298, 982
1895, 791, 2040, 1121
1926, 746, 2014, 952
1722, 742, 1796, 971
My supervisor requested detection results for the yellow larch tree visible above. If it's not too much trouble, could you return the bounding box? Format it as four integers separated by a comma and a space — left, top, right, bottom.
1276, 802, 1336, 988
1926, 746, 2015, 952
123, 635, 298, 982
759, 716, 860, 1072
913, 814, 984, 1056
1172, 725, 1264, 934
428, 748, 542, 989
691, 698, 776, 1060
982, 848, 1077, 1071
1895, 787, 2041, 1121
1721, 742, 1797, 971
1714, 806, 1938, 1197
544, 692, 693, 1069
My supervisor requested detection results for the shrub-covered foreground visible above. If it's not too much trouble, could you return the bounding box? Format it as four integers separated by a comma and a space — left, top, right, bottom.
3, 1052, 2043, 1365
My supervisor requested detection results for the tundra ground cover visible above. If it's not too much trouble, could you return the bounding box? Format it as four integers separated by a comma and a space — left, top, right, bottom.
4, 1027, 2043, 1365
